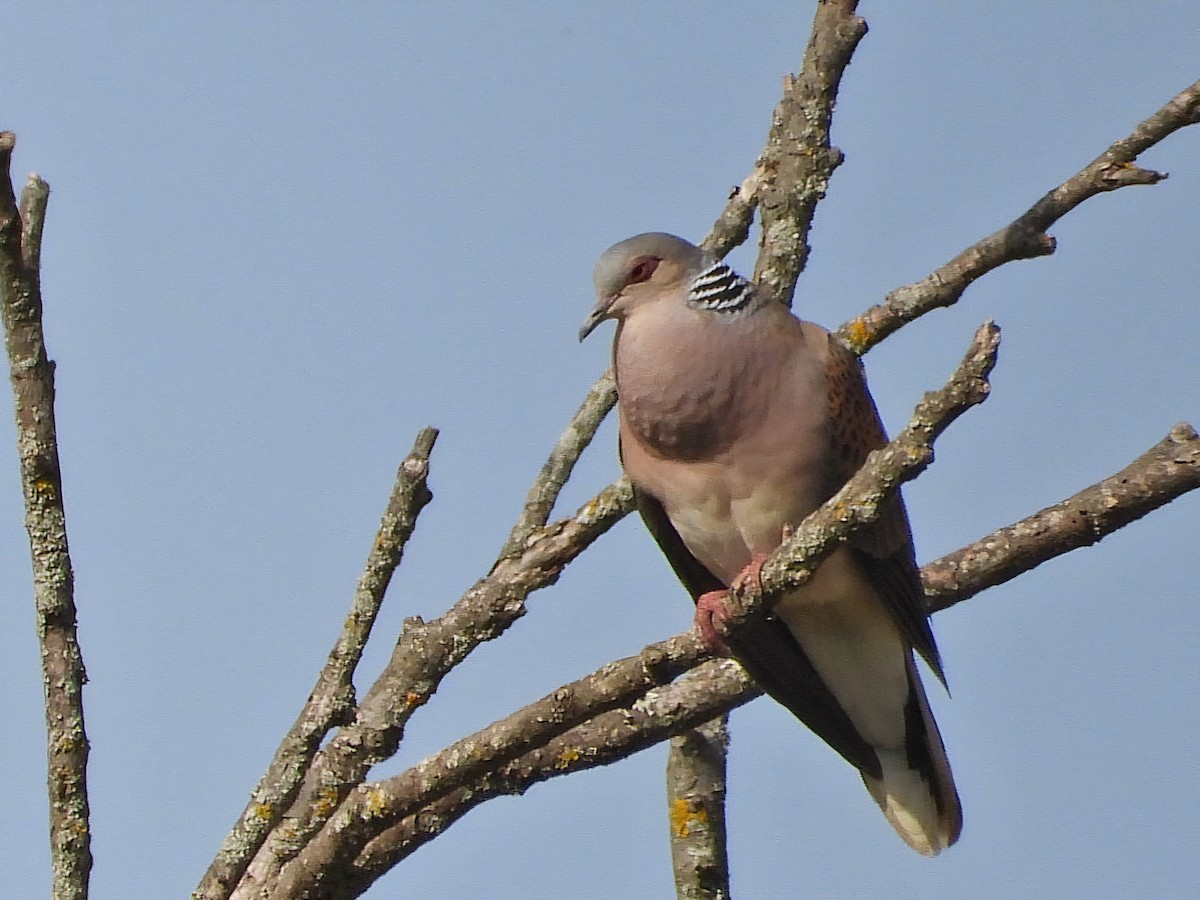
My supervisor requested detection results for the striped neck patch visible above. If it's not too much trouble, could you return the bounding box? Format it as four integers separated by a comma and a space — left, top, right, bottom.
687, 262, 754, 312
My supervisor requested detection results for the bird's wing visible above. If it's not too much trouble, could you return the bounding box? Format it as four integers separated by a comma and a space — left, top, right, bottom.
822, 335, 945, 683
628, 466, 881, 777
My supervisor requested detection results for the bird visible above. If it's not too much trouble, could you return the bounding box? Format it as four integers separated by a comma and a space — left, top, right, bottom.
579, 232, 961, 855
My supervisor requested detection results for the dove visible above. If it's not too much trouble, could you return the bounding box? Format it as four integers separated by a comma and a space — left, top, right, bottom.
579, 232, 961, 855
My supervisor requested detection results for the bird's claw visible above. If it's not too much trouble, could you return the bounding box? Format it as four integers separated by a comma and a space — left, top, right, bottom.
694, 590, 733, 656
694, 554, 770, 656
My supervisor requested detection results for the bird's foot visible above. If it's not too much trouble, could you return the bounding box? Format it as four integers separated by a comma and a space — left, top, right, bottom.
693, 553, 770, 656
694, 590, 733, 657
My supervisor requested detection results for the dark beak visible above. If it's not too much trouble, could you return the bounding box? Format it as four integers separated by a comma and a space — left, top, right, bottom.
578, 295, 615, 342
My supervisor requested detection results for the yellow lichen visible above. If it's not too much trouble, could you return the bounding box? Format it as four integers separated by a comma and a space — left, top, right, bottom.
313, 787, 341, 817
844, 317, 873, 351
554, 746, 581, 769
364, 785, 388, 816
669, 797, 708, 838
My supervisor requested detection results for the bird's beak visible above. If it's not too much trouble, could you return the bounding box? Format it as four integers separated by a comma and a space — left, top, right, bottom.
578, 294, 615, 342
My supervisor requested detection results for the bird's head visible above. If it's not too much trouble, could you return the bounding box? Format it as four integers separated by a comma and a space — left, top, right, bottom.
578, 232, 707, 341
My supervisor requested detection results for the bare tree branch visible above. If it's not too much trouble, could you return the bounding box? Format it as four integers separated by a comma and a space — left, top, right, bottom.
922, 422, 1200, 613
195, 428, 438, 899
699, 0, 869, 269
0, 133, 92, 900
835, 78, 1200, 354
258, 638, 718, 896
667, 715, 732, 900
258, 613, 708, 892
312, 661, 760, 900
232, 478, 633, 895
752, 0, 866, 308
256, 345, 619, 899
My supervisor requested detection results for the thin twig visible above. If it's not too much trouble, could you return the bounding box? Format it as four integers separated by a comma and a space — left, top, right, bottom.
0, 132, 92, 900
194, 428, 438, 899
835, 78, 1200, 354
497, 371, 617, 560
699, 167, 767, 261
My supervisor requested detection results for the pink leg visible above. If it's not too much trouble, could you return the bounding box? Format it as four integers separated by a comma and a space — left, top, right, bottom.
693, 553, 771, 656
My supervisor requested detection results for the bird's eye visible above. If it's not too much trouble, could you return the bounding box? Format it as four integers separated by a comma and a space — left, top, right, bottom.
627, 257, 660, 286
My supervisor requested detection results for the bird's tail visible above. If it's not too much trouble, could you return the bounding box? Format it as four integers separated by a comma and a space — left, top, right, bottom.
860, 658, 962, 856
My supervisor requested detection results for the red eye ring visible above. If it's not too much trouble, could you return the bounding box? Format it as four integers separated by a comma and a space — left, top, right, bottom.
627, 256, 660, 286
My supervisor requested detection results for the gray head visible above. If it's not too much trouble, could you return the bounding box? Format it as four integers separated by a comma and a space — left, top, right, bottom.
578, 233, 709, 342
579, 233, 760, 341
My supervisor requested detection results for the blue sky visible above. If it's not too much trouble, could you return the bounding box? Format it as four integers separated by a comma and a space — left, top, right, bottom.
2, 3, 1198, 898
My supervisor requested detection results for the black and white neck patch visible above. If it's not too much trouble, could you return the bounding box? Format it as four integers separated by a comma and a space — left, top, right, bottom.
687, 262, 754, 312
